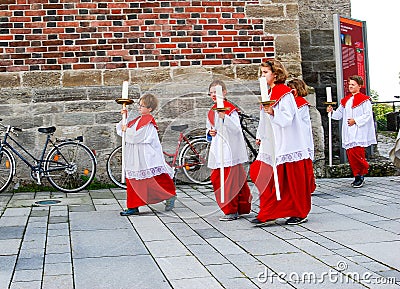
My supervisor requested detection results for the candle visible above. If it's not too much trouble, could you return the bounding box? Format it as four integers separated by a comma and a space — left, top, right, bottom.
259, 77, 268, 102
326, 86, 332, 103
215, 85, 224, 108
122, 81, 129, 99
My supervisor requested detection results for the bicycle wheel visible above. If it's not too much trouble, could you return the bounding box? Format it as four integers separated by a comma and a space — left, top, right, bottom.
45, 142, 96, 193
0, 148, 15, 193
179, 139, 211, 185
106, 146, 126, 189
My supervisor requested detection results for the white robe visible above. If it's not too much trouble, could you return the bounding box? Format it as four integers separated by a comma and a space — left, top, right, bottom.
256, 92, 310, 166
298, 105, 314, 161
206, 110, 248, 169
116, 119, 173, 180
331, 97, 377, 149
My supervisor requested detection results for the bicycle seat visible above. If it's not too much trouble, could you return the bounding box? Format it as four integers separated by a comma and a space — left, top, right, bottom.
38, 127, 56, 134
171, 124, 188, 132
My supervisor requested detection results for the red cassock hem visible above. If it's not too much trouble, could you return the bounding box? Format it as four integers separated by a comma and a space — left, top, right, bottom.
346, 146, 369, 176
249, 159, 315, 221
210, 164, 252, 215
126, 173, 176, 208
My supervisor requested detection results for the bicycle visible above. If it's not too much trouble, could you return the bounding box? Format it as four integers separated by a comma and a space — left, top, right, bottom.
239, 112, 259, 163
107, 124, 211, 189
0, 119, 97, 193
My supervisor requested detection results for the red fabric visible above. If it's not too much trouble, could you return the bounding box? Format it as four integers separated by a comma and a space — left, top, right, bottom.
210, 164, 252, 215
346, 146, 369, 176
340, 92, 370, 109
126, 173, 176, 208
295, 96, 310, 109
208, 101, 239, 127
249, 159, 315, 221
269, 84, 293, 107
127, 114, 158, 131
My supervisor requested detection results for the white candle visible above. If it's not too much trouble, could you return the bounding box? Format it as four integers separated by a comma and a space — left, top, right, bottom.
259, 77, 268, 102
326, 86, 332, 103
122, 81, 129, 99
215, 85, 224, 108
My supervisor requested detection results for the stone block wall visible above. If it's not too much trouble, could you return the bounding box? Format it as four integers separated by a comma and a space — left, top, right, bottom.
0, 0, 346, 186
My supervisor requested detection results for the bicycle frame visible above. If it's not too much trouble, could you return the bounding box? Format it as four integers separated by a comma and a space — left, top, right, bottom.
1, 129, 53, 176
163, 132, 207, 170
239, 113, 258, 161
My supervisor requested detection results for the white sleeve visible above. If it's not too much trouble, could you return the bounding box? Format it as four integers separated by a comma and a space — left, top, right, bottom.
354, 101, 373, 127
270, 94, 296, 128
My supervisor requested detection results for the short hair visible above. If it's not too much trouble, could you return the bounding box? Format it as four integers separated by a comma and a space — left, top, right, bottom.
209, 79, 227, 93
139, 93, 159, 111
348, 75, 364, 86
260, 60, 288, 84
287, 79, 309, 97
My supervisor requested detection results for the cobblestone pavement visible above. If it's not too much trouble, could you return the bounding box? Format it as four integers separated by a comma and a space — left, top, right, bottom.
0, 177, 400, 289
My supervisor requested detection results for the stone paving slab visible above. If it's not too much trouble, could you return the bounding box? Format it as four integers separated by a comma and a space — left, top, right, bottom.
0, 176, 399, 288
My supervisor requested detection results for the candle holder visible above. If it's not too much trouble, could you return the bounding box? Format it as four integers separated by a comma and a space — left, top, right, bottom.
323, 101, 337, 106
115, 98, 134, 105
260, 100, 276, 106
212, 107, 229, 112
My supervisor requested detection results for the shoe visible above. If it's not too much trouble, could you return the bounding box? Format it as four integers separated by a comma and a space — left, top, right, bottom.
219, 213, 239, 221
352, 175, 364, 188
165, 196, 177, 211
120, 208, 139, 216
285, 217, 308, 225
250, 218, 276, 227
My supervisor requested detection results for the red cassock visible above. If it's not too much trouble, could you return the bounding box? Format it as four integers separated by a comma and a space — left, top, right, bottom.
122, 114, 176, 208
126, 174, 176, 208
210, 165, 252, 215
250, 159, 315, 221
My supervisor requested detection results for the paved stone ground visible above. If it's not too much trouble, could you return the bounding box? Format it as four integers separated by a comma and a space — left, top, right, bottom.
0, 177, 400, 289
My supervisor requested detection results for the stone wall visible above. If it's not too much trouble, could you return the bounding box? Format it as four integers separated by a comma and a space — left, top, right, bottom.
0, 0, 349, 187
298, 0, 351, 154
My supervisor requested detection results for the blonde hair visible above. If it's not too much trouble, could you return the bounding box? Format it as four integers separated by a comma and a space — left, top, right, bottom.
260, 60, 288, 84
139, 93, 159, 111
287, 79, 308, 97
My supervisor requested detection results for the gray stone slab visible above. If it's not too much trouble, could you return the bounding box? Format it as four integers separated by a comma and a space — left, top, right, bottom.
0, 239, 21, 255
12, 269, 42, 282
0, 226, 25, 240
287, 239, 335, 257
44, 262, 72, 276
9, 280, 42, 289
71, 229, 148, 258
0, 216, 28, 227
323, 228, 399, 245
69, 211, 132, 231
45, 253, 71, 264
237, 239, 300, 256
207, 237, 247, 255
42, 275, 74, 289
45, 243, 70, 254
0, 255, 17, 289
350, 240, 400, 269
169, 276, 223, 289
144, 239, 191, 258
74, 255, 170, 289
15, 257, 44, 271
156, 255, 211, 280
194, 228, 224, 239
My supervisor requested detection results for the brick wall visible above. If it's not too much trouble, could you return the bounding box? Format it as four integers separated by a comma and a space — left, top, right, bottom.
0, 0, 339, 186
0, 0, 276, 72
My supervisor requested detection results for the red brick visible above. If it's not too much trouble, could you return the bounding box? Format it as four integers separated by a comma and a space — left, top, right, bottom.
138, 61, 159, 68
218, 42, 238, 47
202, 59, 223, 65
72, 64, 94, 69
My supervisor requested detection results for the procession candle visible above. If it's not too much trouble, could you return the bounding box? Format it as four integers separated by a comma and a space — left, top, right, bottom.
122, 81, 129, 99
259, 77, 269, 102
216, 85, 224, 108
326, 86, 332, 103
